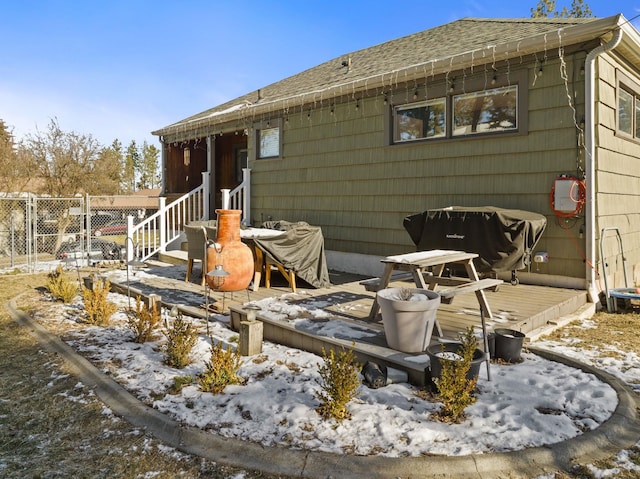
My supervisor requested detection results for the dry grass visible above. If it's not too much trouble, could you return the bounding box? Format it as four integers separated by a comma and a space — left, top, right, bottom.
543, 311, 640, 359
0, 273, 288, 479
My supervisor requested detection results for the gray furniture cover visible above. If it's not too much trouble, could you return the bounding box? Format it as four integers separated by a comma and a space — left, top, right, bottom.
403, 206, 547, 273
254, 221, 331, 288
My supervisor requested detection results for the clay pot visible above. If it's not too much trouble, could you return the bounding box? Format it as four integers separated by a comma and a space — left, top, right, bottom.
206, 209, 253, 292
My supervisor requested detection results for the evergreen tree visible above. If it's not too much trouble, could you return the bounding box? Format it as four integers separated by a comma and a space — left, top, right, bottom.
531, 0, 593, 18
125, 140, 140, 192
139, 141, 160, 190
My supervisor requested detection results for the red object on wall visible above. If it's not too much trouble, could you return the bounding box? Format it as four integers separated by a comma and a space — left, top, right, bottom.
207, 209, 253, 292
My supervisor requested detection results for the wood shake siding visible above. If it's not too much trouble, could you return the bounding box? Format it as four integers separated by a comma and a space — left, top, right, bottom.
595, 54, 640, 285
248, 57, 592, 278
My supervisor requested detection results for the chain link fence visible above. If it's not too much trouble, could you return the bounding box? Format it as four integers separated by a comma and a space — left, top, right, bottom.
0, 196, 32, 270
0, 194, 159, 272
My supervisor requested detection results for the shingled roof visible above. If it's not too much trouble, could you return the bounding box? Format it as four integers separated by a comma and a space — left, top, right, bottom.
153, 15, 624, 140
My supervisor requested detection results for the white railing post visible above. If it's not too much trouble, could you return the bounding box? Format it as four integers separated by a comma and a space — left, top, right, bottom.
222, 189, 230, 209
158, 197, 166, 253
201, 171, 210, 219
242, 168, 251, 225
126, 215, 135, 263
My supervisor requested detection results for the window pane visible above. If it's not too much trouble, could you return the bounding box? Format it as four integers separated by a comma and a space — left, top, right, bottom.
259, 127, 279, 158
394, 99, 446, 142
618, 88, 633, 135
453, 86, 517, 136
635, 96, 640, 138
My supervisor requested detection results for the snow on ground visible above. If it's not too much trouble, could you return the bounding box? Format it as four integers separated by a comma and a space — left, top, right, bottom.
10, 260, 640, 471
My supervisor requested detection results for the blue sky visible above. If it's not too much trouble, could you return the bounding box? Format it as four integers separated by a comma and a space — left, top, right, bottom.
1, 1, 639, 149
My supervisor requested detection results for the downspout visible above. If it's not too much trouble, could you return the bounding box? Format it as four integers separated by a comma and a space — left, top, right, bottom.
584, 26, 623, 302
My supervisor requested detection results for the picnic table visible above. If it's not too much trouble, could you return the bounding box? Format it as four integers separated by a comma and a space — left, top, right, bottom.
363, 250, 502, 326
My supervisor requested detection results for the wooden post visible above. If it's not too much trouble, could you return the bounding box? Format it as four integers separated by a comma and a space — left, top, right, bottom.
147, 294, 161, 311
239, 320, 263, 356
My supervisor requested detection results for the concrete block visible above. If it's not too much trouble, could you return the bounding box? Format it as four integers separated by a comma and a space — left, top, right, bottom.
239, 320, 263, 356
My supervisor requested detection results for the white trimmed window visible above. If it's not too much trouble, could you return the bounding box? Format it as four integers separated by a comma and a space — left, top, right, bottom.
393, 99, 446, 142
258, 126, 280, 158
453, 85, 517, 136
390, 70, 526, 144
618, 86, 640, 139
617, 71, 640, 141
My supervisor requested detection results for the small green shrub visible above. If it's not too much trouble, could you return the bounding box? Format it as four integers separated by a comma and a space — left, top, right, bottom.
163, 312, 198, 369
198, 341, 243, 394
168, 375, 195, 395
46, 265, 78, 303
81, 278, 117, 326
315, 346, 361, 422
433, 327, 478, 423
127, 297, 161, 343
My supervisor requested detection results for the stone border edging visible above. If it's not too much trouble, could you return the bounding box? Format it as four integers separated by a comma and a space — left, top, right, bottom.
6, 296, 640, 479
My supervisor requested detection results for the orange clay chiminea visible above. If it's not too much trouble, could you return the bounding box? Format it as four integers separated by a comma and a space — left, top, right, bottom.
206, 209, 253, 292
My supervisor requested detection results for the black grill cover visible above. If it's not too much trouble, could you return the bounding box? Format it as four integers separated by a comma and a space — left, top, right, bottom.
403, 206, 547, 273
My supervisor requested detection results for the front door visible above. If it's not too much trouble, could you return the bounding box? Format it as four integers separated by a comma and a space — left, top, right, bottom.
213, 133, 248, 210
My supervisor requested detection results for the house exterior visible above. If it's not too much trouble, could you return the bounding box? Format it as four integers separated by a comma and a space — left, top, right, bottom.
152, 15, 640, 301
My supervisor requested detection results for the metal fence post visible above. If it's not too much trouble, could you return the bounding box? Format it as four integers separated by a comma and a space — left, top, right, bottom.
85, 193, 91, 266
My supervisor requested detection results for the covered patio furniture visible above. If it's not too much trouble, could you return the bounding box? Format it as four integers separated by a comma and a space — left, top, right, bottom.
254, 220, 331, 289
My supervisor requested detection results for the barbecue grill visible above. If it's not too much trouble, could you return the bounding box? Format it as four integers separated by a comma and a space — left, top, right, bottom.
403, 206, 547, 285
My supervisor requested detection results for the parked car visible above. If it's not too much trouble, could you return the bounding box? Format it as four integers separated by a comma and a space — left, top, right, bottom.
92, 219, 129, 236
55, 237, 124, 261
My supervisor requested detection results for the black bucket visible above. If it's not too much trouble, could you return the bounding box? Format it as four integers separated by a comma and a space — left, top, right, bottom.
494, 328, 525, 363
426, 342, 487, 382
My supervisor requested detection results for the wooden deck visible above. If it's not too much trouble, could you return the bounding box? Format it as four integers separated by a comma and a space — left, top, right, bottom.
111, 255, 589, 386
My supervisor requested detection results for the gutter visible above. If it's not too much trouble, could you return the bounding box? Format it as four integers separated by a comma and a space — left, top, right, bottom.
584, 24, 623, 303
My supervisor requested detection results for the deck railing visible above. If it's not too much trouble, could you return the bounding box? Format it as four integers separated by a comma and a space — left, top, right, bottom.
127, 172, 210, 262
222, 168, 251, 225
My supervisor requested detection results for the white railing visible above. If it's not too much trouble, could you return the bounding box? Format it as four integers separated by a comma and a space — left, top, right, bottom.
222, 168, 251, 225
127, 172, 210, 262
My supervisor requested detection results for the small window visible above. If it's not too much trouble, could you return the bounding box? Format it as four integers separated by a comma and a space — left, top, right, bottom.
636, 99, 640, 139
616, 71, 640, 141
618, 87, 633, 136
393, 99, 446, 142
258, 126, 280, 158
453, 85, 517, 136
389, 71, 526, 145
